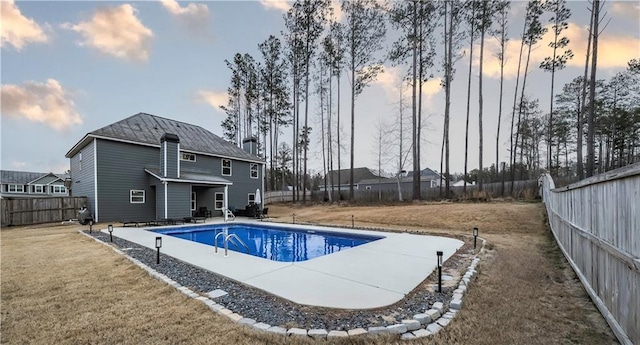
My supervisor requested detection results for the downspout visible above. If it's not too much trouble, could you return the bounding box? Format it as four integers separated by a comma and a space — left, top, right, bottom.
163, 181, 168, 219
224, 185, 229, 222
93, 138, 98, 222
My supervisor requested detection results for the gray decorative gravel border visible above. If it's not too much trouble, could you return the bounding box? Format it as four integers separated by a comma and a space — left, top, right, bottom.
80, 228, 486, 340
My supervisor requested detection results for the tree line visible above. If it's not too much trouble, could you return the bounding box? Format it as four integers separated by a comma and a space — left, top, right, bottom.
218, 0, 639, 201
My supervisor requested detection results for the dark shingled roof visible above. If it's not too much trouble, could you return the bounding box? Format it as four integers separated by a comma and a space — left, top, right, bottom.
76, 113, 261, 162
325, 168, 386, 185
1, 171, 68, 184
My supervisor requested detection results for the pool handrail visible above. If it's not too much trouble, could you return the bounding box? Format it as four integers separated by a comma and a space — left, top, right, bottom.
224, 233, 250, 257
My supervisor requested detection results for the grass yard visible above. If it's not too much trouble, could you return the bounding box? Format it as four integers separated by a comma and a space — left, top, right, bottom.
1, 202, 617, 344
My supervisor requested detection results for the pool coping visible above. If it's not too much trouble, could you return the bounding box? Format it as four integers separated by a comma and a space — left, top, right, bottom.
103, 219, 464, 309
81, 226, 486, 340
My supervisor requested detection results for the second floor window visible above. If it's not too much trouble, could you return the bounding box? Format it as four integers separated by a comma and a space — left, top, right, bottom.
222, 159, 232, 176
250, 163, 258, 179
8, 184, 24, 193
181, 152, 196, 161
52, 185, 66, 194
32, 185, 44, 193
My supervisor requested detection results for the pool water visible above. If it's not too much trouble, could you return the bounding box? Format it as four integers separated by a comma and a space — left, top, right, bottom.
156, 224, 384, 262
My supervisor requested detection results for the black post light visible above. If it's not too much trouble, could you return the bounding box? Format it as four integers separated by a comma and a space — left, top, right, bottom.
292, 213, 296, 224
108, 224, 113, 242
473, 227, 479, 249
89, 219, 93, 233
437, 251, 443, 293
155, 236, 162, 264
351, 215, 354, 228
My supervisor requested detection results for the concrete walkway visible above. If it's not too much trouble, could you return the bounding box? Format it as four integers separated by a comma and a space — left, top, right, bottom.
104, 220, 463, 309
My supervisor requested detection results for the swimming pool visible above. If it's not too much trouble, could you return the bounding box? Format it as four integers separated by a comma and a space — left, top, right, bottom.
156, 224, 384, 262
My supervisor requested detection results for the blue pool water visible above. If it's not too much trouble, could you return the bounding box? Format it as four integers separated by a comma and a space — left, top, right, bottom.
156, 223, 384, 262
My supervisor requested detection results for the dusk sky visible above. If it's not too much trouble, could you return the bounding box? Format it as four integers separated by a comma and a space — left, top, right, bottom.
1, 0, 639, 177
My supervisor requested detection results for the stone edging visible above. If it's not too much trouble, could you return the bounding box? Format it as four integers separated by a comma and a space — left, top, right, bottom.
79, 230, 486, 340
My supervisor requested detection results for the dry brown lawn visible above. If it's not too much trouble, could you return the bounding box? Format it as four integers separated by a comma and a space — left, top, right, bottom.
1, 202, 617, 344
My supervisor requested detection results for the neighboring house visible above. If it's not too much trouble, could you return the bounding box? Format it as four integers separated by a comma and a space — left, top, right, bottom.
319, 167, 387, 191
1, 170, 69, 198
320, 167, 444, 192
65, 112, 264, 222
451, 180, 475, 187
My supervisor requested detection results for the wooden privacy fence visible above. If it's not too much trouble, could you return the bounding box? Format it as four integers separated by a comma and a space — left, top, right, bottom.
264, 190, 311, 204
1, 197, 88, 227
310, 180, 539, 203
540, 163, 639, 345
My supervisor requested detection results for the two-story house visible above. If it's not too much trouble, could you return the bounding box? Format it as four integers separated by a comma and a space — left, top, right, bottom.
65, 112, 264, 223
1, 170, 69, 198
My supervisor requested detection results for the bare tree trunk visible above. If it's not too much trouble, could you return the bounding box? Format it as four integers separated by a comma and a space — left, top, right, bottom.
463, 4, 475, 196
509, 19, 527, 193
337, 72, 341, 200
411, 0, 419, 200
444, 1, 453, 199
328, 68, 333, 202
320, 66, 328, 201
349, 53, 356, 200
478, 21, 485, 192
495, 11, 506, 185
586, 0, 600, 178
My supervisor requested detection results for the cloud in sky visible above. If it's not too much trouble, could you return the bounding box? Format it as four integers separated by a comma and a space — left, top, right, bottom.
611, 1, 640, 21
260, 0, 292, 13
61, 4, 153, 62
159, 0, 211, 37
375, 66, 442, 102
196, 90, 227, 110
480, 21, 640, 79
1, 0, 48, 50
1, 79, 83, 132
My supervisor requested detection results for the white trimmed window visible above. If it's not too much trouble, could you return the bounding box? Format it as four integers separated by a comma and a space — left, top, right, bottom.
222, 159, 232, 176
191, 192, 196, 211
79, 151, 83, 171
181, 152, 196, 162
52, 185, 66, 194
250, 163, 259, 179
248, 193, 255, 205
32, 185, 45, 193
8, 184, 24, 193
365, 186, 372, 190
214, 192, 224, 210
130, 190, 145, 203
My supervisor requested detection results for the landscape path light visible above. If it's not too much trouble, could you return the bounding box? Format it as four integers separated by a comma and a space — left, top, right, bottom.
155, 236, 162, 264
473, 227, 479, 249
89, 220, 93, 233
108, 224, 113, 242
351, 215, 354, 228
437, 250, 443, 293
292, 213, 296, 224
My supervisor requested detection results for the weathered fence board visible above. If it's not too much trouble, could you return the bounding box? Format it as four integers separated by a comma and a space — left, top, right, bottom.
1, 197, 87, 227
264, 190, 311, 204
540, 163, 639, 345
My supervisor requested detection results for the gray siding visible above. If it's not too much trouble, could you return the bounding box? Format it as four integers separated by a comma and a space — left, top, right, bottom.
184, 154, 262, 211
70, 137, 263, 222
69, 139, 95, 217
160, 140, 179, 178
166, 183, 190, 218
96, 139, 158, 222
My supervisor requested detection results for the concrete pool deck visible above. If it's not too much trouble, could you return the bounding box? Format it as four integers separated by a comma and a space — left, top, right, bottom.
104, 220, 464, 309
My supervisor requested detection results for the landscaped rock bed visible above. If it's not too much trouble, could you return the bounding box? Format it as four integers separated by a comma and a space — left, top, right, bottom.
87, 227, 477, 334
